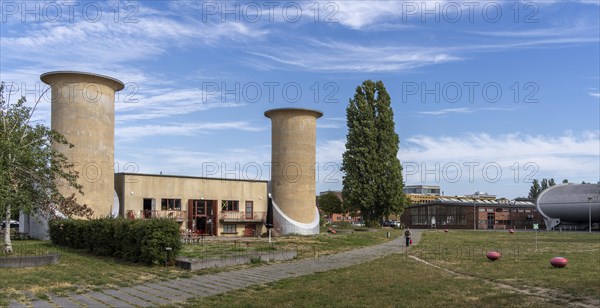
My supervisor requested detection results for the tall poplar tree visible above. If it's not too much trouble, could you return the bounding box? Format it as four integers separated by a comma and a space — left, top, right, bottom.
341, 80, 407, 226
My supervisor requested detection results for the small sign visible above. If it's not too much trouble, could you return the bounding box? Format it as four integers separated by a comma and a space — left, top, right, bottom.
533, 223, 539, 230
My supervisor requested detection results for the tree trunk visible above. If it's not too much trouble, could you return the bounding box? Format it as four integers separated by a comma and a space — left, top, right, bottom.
4, 204, 13, 254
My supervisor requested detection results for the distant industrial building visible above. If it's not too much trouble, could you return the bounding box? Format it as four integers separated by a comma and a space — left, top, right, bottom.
400, 198, 543, 230
400, 185, 542, 229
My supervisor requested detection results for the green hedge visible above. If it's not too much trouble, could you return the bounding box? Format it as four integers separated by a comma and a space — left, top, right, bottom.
49, 218, 181, 265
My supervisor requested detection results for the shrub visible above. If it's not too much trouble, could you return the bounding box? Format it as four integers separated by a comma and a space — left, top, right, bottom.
49, 218, 181, 265
331, 221, 353, 229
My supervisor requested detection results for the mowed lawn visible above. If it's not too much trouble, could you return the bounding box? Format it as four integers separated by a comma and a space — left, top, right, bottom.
412, 230, 600, 299
183, 230, 599, 307
0, 229, 401, 305
0, 240, 189, 305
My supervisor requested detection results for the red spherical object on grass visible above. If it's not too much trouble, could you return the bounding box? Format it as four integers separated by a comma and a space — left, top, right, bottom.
486, 251, 501, 261
550, 257, 568, 268
444, 229, 448, 233
508, 229, 515, 234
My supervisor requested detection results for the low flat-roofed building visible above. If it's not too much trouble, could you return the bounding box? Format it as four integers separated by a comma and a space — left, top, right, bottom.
400, 198, 544, 230
115, 173, 268, 237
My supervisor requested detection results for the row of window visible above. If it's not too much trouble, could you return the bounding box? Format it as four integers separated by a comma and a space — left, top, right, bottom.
160, 199, 252, 212
161, 198, 181, 211
223, 224, 236, 233
478, 208, 534, 213
409, 206, 467, 226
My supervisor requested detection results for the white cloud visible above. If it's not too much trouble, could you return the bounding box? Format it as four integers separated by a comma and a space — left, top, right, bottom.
417, 107, 472, 116
417, 107, 519, 116
248, 39, 461, 73
116, 121, 265, 140
331, 1, 457, 30
400, 131, 600, 180
331, 1, 404, 30
116, 88, 245, 122
589, 92, 600, 98
0, 3, 268, 66
116, 145, 272, 181
310, 131, 600, 197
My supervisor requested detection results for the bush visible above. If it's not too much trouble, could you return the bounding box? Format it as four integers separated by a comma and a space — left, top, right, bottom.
331, 221, 353, 229
49, 218, 181, 265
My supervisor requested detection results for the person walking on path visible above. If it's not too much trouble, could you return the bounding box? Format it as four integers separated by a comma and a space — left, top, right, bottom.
404, 227, 412, 246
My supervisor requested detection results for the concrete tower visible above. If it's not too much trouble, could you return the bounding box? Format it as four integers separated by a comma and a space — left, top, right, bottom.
41, 71, 124, 217
265, 108, 322, 235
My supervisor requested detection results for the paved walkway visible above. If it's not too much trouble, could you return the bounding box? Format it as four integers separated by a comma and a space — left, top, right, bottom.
9, 230, 422, 308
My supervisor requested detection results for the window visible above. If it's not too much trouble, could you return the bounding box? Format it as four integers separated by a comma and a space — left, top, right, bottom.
161, 199, 181, 211
245, 201, 253, 219
221, 200, 239, 211
223, 224, 236, 233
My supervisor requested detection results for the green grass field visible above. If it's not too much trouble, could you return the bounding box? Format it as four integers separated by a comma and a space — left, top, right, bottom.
184, 230, 600, 307
0, 229, 401, 305
412, 230, 600, 299
2, 230, 598, 307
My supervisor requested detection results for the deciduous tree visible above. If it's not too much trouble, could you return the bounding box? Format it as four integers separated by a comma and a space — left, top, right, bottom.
318, 192, 343, 218
1, 83, 92, 254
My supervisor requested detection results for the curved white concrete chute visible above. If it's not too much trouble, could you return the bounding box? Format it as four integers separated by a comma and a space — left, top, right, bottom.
112, 190, 120, 218
271, 198, 320, 235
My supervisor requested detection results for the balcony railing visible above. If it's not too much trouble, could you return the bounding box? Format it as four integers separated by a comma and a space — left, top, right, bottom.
219, 211, 266, 222
126, 210, 187, 221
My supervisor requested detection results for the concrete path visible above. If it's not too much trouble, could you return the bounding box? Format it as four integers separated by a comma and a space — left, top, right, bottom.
9, 230, 422, 308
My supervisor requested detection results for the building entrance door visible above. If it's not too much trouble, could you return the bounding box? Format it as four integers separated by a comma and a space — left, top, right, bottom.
244, 224, 256, 237
143, 198, 154, 218
188, 200, 216, 235
487, 213, 495, 229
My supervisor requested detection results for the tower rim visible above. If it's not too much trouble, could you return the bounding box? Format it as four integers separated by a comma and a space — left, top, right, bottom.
41, 71, 125, 91
264, 108, 323, 119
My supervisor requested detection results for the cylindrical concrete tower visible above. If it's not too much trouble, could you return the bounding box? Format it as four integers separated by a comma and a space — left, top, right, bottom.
265, 108, 322, 235
41, 71, 124, 217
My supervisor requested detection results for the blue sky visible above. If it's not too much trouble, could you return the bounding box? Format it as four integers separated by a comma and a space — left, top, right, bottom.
1, 0, 599, 199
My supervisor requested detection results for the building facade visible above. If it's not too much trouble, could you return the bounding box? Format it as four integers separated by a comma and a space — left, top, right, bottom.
403, 185, 441, 196
115, 173, 268, 237
400, 198, 544, 230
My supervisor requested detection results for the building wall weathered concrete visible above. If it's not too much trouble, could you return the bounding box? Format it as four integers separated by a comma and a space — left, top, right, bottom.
265, 108, 322, 225
116, 173, 268, 236
41, 71, 124, 218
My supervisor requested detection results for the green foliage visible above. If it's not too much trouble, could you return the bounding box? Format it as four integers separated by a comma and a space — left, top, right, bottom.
331, 221, 353, 229
342, 80, 408, 227
528, 178, 557, 199
1, 83, 92, 254
49, 218, 181, 265
249, 257, 263, 264
318, 192, 343, 216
